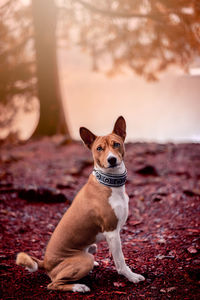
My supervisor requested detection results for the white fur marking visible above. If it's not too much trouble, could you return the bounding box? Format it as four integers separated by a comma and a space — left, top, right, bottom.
108, 185, 129, 229
94, 161, 145, 283
104, 230, 145, 283
72, 284, 90, 293
95, 232, 105, 243
25, 261, 38, 273
103, 185, 145, 283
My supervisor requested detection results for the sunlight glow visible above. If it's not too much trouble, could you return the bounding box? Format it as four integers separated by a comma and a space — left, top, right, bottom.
189, 68, 200, 76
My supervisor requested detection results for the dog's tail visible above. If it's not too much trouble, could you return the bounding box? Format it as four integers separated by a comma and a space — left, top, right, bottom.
16, 252, 44, 272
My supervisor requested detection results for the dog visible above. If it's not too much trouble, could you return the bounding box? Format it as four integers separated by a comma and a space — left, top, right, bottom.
16, 116, 145, 293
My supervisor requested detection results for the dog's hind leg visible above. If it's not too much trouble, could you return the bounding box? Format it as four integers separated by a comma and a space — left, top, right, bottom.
47, 252, 94, 292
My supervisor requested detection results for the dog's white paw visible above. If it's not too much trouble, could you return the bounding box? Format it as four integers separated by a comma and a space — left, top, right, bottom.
128, 273, 145, 283
119, 267, 145, 283
72, 284, 90, 293
94, 261, 99, 267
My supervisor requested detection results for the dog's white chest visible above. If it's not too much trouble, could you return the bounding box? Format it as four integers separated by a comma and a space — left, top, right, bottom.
108, 186, 129, 229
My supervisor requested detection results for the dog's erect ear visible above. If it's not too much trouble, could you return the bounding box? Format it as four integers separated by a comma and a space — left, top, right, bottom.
112, 116, 126, 141
80, 127, 97, 149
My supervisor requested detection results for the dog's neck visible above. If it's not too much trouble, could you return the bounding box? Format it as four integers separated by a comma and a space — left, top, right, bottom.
93, 162, 127, 188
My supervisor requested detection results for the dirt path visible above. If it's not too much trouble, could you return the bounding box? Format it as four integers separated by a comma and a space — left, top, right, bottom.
0, 138, 200, 299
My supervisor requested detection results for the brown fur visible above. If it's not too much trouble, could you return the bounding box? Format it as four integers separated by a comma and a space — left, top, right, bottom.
92, 133, 125, 169
16, 252, 36, 269
44, 174, 117, 274
16, 116, 126, 292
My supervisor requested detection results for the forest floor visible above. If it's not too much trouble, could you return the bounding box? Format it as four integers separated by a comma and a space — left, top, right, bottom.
0, 137, 200, 299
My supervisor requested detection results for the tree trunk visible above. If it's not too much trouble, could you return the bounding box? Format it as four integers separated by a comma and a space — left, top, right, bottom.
31, 0, 71, 138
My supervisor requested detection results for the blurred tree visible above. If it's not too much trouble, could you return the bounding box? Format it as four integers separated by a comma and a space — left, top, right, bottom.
0, 0, 36, 137
63, 0, 200, 80
31, 0, 69, 137
0, 0, 70, 140
0, 0, 200, 140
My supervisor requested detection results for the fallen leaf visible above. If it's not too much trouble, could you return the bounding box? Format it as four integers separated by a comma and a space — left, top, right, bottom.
186, 229, 200, 233
157, 238, 166, 244
155, 254, 166, 260
160, 287, 176, 293
101, 259, 110, 266
113, 282, 126, 287
187, 246, 198, 254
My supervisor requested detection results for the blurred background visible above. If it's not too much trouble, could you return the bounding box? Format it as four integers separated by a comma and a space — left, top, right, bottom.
0, 0, 200, 143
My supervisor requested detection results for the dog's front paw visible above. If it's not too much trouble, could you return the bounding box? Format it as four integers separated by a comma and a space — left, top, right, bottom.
119, 267, 145, 283
127, 272, 145, 283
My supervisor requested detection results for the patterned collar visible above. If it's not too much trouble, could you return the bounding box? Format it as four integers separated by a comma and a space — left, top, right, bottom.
93, 168, 127, 187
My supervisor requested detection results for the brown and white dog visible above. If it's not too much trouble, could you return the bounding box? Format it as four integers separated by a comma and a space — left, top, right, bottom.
16, 116, 145, 293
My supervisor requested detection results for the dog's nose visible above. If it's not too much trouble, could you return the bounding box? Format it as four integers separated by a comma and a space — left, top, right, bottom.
108, 156, 117, 166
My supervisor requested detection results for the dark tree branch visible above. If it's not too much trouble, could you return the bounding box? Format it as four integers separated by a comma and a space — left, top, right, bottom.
75, 0, 165, 23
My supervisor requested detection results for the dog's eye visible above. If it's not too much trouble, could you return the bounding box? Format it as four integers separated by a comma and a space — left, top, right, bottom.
113, 142, 120, 148
97, 146, 103, 151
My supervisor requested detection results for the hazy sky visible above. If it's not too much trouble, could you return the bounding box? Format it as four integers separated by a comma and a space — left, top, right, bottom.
58, 47, 200, 142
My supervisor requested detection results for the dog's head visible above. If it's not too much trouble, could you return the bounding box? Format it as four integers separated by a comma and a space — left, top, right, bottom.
80, 116, 126, 171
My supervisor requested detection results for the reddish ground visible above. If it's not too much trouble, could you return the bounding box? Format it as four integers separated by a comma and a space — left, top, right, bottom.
0, 137, 200, 299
